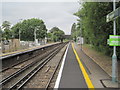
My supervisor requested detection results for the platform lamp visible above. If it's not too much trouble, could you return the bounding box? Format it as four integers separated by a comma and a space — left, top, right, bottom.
34, 26, 40, 46
77, 18, 83, 50
19, 19, 23, 42
112, 0, 118, 82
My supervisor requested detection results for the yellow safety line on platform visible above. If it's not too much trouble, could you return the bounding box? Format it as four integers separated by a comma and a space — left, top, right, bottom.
72, 43, 94, 89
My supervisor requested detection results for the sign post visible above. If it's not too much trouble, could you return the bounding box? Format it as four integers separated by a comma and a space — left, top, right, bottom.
108, 35, 120, 82
106, 7, 120, 22
106, 0, 120, 82
112, 0, 117, 82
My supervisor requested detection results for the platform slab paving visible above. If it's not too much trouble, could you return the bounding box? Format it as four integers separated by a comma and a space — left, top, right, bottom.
58, 44, 88, 88
74, 43, 119, 89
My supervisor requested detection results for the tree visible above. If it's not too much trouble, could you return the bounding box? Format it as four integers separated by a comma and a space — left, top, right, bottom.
0, 26, 2, 41
49, 27, 65, 42
2, 21, 12, 40
71, 23, 77, 41
47, 33, 52, 38
55, 30, 65, 42
11, 22, 21, 39
2, 21, 11, 30
74, 2, 120, 59
11, 18, 47, 41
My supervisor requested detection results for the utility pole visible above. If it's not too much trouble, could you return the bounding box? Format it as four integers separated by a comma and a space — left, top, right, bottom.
74, 23, 77, 42
80, 22, 82, 50
19, 19, 22, 42
34, 26, 40, 46
34, 27, 37, 46
112, 0, 118, 82
19, 30, 21, 41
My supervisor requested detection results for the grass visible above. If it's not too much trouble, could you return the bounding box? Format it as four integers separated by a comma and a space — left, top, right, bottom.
83, 44, 112, 61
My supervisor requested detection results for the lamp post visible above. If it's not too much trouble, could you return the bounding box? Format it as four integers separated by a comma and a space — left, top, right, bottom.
45, 30, 48, 44
34, 27, 37, 45
112, 0, 117, 82
75, 23, 77, 43
19, 19, 22, 42
19, 30, 21, 41
78, 18, 83, 50
80, 21, 82, 50
34, 26, 40, 46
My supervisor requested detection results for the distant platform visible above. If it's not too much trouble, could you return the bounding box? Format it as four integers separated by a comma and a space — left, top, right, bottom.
0, 42, 59, 58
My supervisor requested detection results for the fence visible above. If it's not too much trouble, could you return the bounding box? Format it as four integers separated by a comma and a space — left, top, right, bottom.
1, 39, 47, 53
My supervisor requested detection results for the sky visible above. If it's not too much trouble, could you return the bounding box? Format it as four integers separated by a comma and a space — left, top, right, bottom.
1, 1, 81, 35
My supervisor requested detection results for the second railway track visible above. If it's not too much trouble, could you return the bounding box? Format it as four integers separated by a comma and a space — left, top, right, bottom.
1, 43, 60, 72
1, 43, 61, 80
1, 42, 68, 89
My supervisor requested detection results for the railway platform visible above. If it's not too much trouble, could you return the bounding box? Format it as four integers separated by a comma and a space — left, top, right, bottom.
0, 42, 59, 57
54, 42, 119, 89
1, 42, 119, 89
0, 42, 61, 72
1, 42, 67, 89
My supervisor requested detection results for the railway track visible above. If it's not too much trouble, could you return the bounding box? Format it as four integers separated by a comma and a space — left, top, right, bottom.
1, 43, 59, 80
24, 44, 68, 89
45, 48, 65, 89
1, 43, 60, 72
1, 42, 67, 89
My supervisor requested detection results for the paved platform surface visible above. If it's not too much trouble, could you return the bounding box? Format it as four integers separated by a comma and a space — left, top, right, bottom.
59, 43, 88, 88
74, 43, 119, 88
55, 42, 119, 89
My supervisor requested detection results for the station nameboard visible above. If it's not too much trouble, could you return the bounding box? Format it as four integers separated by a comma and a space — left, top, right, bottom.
109, 35, 120, 46
106, 7, 120, 22
77, 37, 84, 45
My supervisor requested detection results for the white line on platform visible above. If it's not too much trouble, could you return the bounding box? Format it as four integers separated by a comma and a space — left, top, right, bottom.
54, 42, 70, 89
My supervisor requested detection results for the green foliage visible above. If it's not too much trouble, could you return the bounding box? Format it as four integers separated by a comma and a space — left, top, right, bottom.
2, 29, 12, 40
11, 18, 47, 41
2, 21, 12, 40
2, 21, 11, 30
49, 27, 65, 42
0, 27, 2, 41
75, 2, 120, 59
47, 33, 52, 38
71, 22, 82, 42
71, 23, 77, 41
11, 22, 21, 39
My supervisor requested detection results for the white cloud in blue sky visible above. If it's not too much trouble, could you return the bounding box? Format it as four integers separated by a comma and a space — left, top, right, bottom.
2, 2, 80, 35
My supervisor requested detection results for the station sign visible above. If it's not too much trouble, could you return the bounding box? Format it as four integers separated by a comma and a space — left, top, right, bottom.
77, 37, 84, 45
109, 35, 120, 46
106, 7, 120, 22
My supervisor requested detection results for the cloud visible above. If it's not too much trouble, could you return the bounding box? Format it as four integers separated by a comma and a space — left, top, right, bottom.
2, 2, 80, 35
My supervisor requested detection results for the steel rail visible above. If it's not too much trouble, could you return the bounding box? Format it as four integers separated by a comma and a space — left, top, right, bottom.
1, 43, 61, 72
45, 44, 67, 90
9, 43, 66, 90
0, 44, 62, 87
